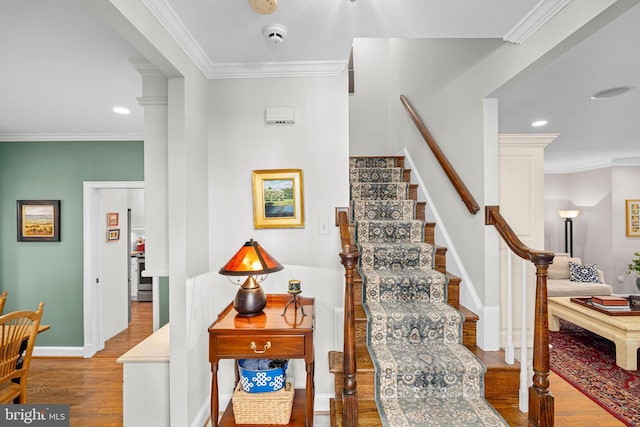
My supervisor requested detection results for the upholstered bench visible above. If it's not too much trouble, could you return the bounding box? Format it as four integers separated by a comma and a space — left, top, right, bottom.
547, 253, 613, 297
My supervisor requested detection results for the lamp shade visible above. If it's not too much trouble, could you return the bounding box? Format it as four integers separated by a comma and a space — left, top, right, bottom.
218, 239, 283, 276
558, 210, 580, 219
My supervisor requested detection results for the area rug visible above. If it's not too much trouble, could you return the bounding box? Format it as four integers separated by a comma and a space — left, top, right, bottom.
549, 319, 640, 426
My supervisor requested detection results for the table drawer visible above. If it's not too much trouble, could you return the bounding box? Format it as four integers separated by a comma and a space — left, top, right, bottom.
214, 334, 306, 358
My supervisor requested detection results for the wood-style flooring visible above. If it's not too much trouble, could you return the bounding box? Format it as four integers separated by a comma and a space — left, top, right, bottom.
27, 301, 153, 427
25, 301, 624, 426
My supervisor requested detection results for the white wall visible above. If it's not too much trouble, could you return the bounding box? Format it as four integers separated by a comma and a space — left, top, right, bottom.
209, 75, 349, 411
613, 166, 640, 294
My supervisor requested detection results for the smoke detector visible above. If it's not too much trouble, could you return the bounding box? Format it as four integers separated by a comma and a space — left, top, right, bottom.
263, 24, 287, 45
249, 0, 277, 14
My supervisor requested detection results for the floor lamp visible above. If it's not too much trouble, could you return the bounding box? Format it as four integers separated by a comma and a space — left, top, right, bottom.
558, 210, 580, 257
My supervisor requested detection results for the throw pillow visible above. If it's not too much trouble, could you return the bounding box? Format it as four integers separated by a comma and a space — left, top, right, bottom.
569, 261, 599, 283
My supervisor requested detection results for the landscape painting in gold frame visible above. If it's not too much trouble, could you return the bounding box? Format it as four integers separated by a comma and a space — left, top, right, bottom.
252, 169, 304, 229
17, 200, 60, 242
626, 199, 640, 237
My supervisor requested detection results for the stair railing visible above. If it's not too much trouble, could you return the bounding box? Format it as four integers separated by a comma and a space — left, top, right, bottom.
400, 94, 480, 215
338, 210, 359, 426
486, 206, 555, 427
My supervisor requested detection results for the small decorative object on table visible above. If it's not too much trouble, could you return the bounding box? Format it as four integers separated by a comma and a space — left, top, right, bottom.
628, 295, 640, 309
626, 251, 640, 293
282, 279, 306, 317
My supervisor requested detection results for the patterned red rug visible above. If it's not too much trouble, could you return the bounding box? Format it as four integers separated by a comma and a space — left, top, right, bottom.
549, 319, 640, 426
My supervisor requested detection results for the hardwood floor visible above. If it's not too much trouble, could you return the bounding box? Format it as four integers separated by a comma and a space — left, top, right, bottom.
27, 301, 153, 427
25, 301, 624, 426
491, 371, 624, 426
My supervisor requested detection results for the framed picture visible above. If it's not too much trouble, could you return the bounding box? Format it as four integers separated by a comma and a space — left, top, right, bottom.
107, 212, 119, 227
252, 169, 304, 229
626, 200, 640, 237
17, 200, 60, 242
107, 228, 120, 242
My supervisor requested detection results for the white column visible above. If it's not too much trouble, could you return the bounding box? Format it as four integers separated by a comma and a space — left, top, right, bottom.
131, 59, 169, 278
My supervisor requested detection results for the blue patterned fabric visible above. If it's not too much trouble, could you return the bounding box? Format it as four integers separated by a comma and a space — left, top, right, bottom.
350, 156, 508, 426
569, 261, 600, 282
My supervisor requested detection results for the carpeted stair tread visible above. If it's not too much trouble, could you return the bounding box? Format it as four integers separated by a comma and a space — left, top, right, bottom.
351, 182, 409, 201
377, 396, 508, 427
358, 242, 437, 271
352, 200, 417, 221
350, 157, 403, 169
365, 300, 463, 345
371, 341, 485, 399
362, 270, 448, 303
350, 167, 404, 183
355, 220, 425, 243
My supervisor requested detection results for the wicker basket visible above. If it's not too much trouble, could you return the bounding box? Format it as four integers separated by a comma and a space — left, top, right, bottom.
232, 381, 294, 425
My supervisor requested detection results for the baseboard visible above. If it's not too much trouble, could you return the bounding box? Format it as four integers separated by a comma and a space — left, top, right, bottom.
33, 346, 85, 358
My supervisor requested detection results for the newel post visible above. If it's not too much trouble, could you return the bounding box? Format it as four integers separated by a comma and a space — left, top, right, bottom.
339, 244, 359, 427
529, 252, 555, 427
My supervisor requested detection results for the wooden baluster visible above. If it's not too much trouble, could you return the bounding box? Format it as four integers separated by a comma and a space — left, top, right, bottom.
529, 252, 555, 427
340, 243, 359, 427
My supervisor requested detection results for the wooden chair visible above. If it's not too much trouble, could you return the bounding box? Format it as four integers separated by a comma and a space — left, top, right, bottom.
0, 301, 44, 404
0, 291, 7, 314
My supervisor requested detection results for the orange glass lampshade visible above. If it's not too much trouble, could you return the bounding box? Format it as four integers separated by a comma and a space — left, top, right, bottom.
219, 239, 283, 276
219, 239, 283, 316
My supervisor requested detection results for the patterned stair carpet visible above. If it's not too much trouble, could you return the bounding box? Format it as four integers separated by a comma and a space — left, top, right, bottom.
350, 157, 507, 426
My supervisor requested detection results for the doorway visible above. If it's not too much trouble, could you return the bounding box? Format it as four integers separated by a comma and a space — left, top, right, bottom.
83, 181, 150, 358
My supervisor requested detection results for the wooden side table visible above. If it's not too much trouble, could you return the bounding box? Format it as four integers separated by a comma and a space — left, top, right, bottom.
209, 294, 315, 426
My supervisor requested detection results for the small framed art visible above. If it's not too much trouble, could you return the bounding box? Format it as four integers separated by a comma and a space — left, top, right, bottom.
17, 200, 60, 242
107, 228, 120, 242
252, 169, 304, 229
626, 200, 640, 237
107, 212, 119, 227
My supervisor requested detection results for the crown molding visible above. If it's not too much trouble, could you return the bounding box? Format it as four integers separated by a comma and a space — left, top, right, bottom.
544, 156, 640, 174
503, 0, 572, 44
140, 0, 214, 76
141, 0, 348, 79
0, 133, 144, 142
207, 60, 348, 79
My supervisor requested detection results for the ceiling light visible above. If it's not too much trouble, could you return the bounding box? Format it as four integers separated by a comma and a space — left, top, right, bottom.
113, 106, 131, 115
590, 86, 634, 100
249, 0, 277, 14
531, 120, 548, 127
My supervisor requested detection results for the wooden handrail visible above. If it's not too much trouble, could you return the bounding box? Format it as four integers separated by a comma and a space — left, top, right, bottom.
338, 210, 359, 426
400, 94, 480, 215
486, 206, 555, 427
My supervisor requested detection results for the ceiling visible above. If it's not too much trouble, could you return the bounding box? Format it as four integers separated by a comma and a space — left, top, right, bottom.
1, 0, 639, 173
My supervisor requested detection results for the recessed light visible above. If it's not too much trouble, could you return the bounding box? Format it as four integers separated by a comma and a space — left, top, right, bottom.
113, 106, 131, 115
590, 86, 634, 100
531, 120, 548, 127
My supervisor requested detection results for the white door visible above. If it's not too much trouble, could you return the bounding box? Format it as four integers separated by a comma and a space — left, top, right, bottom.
98, 189, 129, 342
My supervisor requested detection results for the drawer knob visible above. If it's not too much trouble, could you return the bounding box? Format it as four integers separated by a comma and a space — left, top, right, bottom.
250, 341, 271, 354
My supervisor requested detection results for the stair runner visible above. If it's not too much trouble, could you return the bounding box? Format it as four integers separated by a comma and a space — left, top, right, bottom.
350, 157, 508, 427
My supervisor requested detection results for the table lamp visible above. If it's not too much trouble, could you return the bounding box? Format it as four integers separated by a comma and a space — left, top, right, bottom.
218, 239, 283, 316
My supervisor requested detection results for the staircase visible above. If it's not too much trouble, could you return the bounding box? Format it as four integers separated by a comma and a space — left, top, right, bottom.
329, 156, 520, 426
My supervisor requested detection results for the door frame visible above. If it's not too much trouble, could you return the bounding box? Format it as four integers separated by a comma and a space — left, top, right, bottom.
83, 181, 145, 358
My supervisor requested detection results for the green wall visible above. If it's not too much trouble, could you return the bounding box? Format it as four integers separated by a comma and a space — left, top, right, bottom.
0, 141, 144, 347
159, 276, 169, 327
